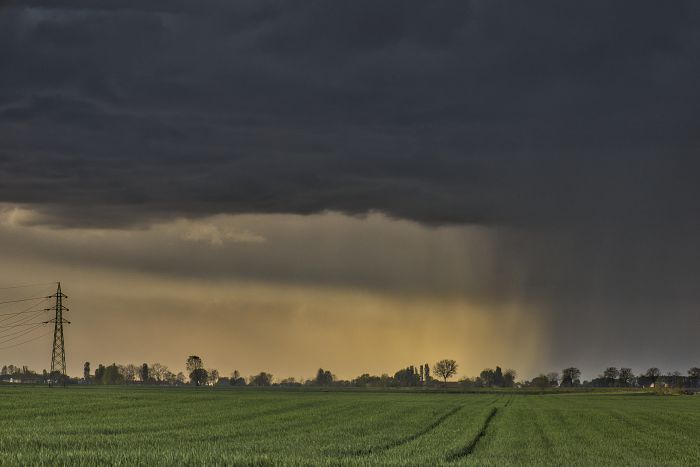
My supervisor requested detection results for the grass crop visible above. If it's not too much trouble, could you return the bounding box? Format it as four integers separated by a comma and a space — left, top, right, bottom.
0, 386, 697, 465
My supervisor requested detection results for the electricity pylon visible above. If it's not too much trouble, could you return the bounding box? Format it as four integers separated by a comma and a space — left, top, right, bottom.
45, 282, 70, 386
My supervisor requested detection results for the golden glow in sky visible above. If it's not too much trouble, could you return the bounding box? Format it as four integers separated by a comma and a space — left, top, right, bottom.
0, 206, 545, 379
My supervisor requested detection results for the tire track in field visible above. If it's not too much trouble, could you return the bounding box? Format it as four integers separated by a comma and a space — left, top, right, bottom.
446, 406, 498, 461
531, 411, 553, 452
345, 405, 463, 456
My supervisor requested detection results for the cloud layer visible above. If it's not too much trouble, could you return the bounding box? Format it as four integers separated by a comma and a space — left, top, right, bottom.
1, 1, 699, 377
1, 0, 698, 229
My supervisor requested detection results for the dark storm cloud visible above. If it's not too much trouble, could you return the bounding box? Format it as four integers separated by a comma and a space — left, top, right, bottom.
2, 0, 698, 229
2, 2, 700, 302
2, 0, 700, 375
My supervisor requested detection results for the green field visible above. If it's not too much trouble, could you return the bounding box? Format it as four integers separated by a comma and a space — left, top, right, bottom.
0, 387, 698, 466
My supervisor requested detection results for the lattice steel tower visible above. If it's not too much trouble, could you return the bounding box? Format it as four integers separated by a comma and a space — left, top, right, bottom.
47, 282, 70, 385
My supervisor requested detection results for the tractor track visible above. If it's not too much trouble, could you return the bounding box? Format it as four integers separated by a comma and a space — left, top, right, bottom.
347, 405, 463, 457
446, 406, 498, 461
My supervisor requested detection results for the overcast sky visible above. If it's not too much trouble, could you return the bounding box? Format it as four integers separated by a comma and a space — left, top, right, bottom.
1, 1, 698, 380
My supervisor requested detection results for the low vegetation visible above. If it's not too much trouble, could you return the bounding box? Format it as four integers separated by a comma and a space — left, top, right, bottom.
0, 387, 698, 465
3, 358, 700, 391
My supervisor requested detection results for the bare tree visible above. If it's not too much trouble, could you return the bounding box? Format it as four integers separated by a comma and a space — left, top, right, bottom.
150, 363, 168, 382
186, 356, 207, 386
533, 374, 549, 390
163, 371, 176, 385
249, 372, 273, 386
618, 368, 634, 387
186, 356, 203, 373
433, 359, 458, 383
120, 364, 138, 384
561, 367, 581, 387
480, 368, 495, 386
645, 367, 661, 384
504, 369, 517, 387
603, 367, 619, 380
669, 371, 683, 388
230, 370, 245, 386
140, 363, 149, 383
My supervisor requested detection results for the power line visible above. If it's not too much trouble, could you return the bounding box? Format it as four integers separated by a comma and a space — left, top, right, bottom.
0, 296, 48, 306
0, 321, 47, 330
0, 307, 49, 330
0, 323, 46, 346
0, 282, 56, 290
0, 330, 52, 350
0, 322, 46, 341
0, 302, 52, 346
0, 298, 50, 319
0, 327, 47, 344
0, 300, 49, 320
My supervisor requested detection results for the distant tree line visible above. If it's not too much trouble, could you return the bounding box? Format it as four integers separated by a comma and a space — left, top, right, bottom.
71, 357, 262, 387
0, 365, 48, 383
523, 367, 700, 389
458, 366, 517, 388
49, 358, 463, 388
278, 360, 456, 388
90, 362, 187, 385
3, 358, 700, 390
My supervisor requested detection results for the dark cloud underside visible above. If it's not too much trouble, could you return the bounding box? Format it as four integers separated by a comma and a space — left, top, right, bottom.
1, 0, 698, 229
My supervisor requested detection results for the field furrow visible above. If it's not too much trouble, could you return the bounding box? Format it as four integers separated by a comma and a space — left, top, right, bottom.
0, 388, 699, 466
